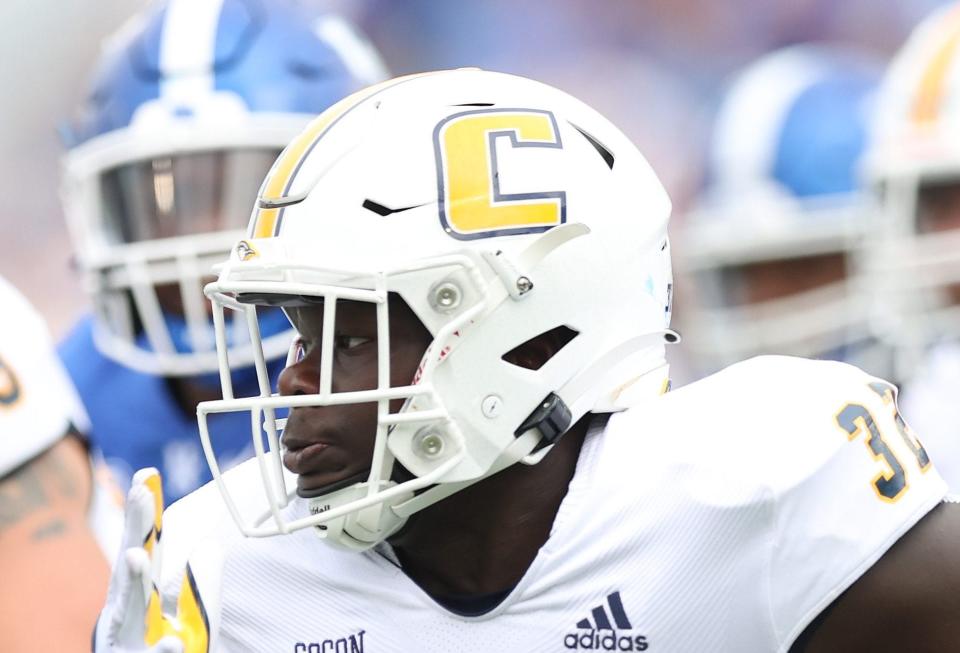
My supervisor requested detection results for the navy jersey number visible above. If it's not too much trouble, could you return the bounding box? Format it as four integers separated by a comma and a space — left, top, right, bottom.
836, 404, 907, 502
835, 382, 931, 503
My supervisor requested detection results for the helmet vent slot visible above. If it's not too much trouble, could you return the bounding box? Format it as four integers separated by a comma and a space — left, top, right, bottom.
362, 199, 424, 217
501, 325, 579, 371
570, 123, 615, 170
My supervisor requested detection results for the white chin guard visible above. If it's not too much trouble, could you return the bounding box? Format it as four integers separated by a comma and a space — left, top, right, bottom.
308, 481, 414, 551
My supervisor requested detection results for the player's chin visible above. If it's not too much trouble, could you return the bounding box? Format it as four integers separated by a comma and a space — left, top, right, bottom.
290, 456, 367, 498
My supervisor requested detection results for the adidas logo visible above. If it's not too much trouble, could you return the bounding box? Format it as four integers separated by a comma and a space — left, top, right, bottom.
563, 592, 649, 651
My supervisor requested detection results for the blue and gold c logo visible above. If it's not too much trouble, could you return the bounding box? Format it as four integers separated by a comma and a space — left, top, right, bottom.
0, 356, 21, 407
434, 108, 566, 240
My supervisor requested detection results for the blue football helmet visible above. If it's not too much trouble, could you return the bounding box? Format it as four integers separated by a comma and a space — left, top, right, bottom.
60, 0, 387, 376
675, 44, 883, 375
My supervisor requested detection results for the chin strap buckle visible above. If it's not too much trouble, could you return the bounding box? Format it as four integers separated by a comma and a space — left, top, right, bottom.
514, 392, 572, 444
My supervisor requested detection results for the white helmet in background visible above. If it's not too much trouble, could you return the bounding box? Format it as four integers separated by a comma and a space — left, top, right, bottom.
198, 69, 678, 549
863, 2, 960, 378
0, 276, 90, 477
675, 45, 883, 376
60, 0, 387, 377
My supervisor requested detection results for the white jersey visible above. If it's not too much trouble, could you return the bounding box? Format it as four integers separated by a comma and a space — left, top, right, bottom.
158, 356, 946, 653
901, 341, 960, 492
0, 276, 123, 557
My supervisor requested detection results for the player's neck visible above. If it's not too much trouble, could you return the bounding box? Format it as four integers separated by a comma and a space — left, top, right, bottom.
388, 415, 590, 599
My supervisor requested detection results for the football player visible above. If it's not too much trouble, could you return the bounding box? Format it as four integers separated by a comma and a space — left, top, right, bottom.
864, 2, 960, 490
57, 0, 388, 503
0, 276, 123, 650
96, 69, 960, 652
674, 45, 885, 379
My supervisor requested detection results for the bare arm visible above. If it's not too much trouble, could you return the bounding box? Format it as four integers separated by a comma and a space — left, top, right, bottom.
794, 501, 960, 653
0, 434, 110, 651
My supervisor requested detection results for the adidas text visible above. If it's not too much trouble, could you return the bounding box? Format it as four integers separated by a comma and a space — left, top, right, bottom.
563, 631, 648, 651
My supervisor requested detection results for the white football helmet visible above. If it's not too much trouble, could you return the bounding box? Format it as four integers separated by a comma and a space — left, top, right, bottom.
197, 69, 678, 549
675, 45, 882, 375
60, 0, 387, 376
863, 3, 960, 377
0, 276, 91, 478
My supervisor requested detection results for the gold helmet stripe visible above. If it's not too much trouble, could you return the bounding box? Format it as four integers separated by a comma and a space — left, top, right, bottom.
912, 6, 960, 125
251, 72, 438, 239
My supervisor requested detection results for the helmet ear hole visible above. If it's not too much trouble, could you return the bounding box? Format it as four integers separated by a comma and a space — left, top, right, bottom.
501, 325, 579, 371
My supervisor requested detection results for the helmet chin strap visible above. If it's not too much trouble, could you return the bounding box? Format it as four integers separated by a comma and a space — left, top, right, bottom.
308, 479, 415, 551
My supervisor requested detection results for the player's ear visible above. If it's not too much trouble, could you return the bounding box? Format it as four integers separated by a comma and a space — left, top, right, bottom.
502, 326, 579, 371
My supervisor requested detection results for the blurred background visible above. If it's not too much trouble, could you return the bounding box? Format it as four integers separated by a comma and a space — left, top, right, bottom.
0, 0, 949, 336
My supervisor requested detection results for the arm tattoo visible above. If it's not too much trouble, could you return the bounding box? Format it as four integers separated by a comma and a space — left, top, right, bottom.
31, 519, 67, 541
0, 444, 81, 539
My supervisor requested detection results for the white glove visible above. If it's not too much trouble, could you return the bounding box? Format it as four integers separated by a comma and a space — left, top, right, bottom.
93, 468, 204, 653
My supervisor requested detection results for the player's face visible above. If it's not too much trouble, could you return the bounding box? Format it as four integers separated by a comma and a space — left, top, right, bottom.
110, 150, 281, 318
277, 297, 433, 497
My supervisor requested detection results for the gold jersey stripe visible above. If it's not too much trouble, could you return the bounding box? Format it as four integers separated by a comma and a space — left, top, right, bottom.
146, 565, 210, 653
142, 471, 164, 555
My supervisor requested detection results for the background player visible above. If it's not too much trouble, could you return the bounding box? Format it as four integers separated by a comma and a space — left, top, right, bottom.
57, 0, 388, 502
864, 1, 960, 490
0, 276, 122, 650
673, 44, 885, 380
95, 69, 960, 653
